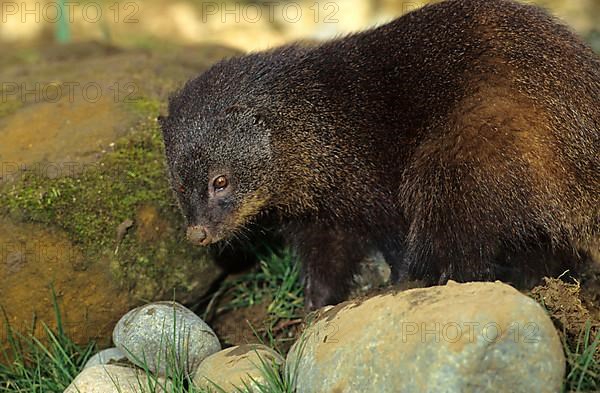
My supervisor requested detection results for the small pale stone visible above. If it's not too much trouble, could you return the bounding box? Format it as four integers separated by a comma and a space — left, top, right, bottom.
192, 344, 284, 392
84, 347, 128, 369
113, 301, 221, 377
287, 281, 565, 393
63, 364, 171, 393
352, 252, 392, 295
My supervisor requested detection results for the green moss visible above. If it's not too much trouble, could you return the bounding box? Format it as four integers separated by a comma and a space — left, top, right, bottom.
0, 98, 24, 119
0, 113, 209, 298
125, 96, 162, 118
2, 122, 161, 244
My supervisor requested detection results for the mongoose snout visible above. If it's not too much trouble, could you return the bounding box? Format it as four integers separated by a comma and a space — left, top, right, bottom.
186, 225, 210, 246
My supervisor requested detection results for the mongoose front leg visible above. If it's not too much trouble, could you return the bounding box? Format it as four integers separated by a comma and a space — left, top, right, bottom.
287, 223, 368, 310
379, 240, 409, 283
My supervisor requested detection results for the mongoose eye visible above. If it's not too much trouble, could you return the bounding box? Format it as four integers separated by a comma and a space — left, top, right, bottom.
213, 175, 228, 191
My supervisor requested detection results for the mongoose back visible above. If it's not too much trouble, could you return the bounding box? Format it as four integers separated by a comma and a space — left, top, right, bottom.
160, 0, 600, 309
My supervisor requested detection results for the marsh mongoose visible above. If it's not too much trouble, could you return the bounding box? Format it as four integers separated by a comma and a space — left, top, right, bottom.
160, 0, 600, 310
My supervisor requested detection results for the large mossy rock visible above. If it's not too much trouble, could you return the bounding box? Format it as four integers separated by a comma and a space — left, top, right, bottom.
0, 42, 239, 348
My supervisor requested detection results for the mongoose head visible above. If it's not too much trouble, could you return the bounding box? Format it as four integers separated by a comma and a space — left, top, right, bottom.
159, 66, 276, 246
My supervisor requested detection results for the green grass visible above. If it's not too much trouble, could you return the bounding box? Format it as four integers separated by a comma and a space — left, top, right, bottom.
202, 248, 304, 353
563, 322, 600, 393
209, 249, 304, 328
0, 291, 96, 392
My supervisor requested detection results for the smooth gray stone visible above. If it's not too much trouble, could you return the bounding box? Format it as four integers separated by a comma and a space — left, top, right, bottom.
113, 301, 221, 377
84, 347, 128, 369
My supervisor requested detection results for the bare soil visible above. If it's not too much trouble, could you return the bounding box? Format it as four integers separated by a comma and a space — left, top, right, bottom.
530, 262, 600, 343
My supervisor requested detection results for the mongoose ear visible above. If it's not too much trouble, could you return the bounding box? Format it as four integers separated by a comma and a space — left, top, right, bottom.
224, 105, 268, 127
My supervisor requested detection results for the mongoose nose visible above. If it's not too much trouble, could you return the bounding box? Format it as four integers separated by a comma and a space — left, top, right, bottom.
186, 226, 209, 245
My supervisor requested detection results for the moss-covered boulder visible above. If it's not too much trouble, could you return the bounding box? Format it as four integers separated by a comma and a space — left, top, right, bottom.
0, 42, 239, 348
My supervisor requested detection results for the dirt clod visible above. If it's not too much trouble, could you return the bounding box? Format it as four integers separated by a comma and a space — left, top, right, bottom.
530, 277, 599, 339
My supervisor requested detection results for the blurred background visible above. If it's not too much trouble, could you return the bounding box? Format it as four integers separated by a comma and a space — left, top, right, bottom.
1, 0, 599, 51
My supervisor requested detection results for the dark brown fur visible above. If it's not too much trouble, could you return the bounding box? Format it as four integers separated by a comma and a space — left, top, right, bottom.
160, 0, 600, 310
